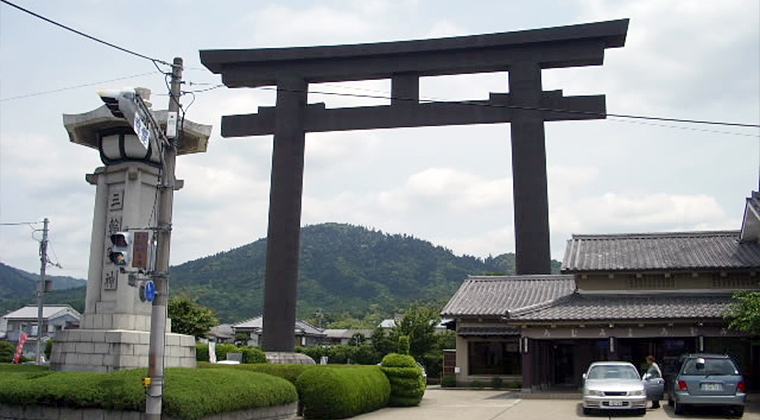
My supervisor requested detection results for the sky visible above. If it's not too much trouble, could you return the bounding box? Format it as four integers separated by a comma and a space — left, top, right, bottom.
1, 0, 758, 280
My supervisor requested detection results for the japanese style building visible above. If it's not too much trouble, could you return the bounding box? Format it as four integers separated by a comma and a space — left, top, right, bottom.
441, 193, 760, 391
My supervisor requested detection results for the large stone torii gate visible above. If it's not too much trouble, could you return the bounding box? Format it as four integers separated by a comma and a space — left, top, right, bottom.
201, 19, 629, 352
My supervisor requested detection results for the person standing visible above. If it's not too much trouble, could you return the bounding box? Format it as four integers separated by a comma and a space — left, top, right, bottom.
645, 355, 663, 409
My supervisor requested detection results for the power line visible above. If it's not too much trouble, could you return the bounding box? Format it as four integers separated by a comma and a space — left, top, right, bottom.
0, 221, 42, 226
0, 72, 158, 102
0, 0, 172, 67
263, 86, 760, 131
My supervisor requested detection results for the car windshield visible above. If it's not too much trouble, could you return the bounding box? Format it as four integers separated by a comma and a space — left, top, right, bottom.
682, 358, 738, 376
588, 365, 640, 380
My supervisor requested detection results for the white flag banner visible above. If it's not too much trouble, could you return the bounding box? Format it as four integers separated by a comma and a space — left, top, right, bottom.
209, 342, 217, 364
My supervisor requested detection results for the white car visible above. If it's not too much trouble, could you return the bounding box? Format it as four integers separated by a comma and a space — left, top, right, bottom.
582, 361, 648, 416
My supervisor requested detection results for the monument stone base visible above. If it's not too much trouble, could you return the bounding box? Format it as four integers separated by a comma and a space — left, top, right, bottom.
50, 314, 196, 372
265, 352, 316, 365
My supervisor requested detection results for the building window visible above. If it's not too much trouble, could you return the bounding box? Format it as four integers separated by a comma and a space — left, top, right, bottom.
468, 339, 521, 375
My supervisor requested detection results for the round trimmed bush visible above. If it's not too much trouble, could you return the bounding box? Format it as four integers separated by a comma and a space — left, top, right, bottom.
380, 353, 426, 407
296, 366, 390, 419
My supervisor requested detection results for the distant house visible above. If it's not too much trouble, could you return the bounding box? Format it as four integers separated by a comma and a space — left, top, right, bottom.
378, 317, 453, 334
232, 316, 325, 347
441, 192, 760, 391
1, 305, 81, 359
378, 318, 396, 329
321, 329, 374, 345
206, 323, 234, 344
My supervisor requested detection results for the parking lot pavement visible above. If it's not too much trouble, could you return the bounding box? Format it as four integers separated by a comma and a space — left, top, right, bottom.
351, 388, 760, 420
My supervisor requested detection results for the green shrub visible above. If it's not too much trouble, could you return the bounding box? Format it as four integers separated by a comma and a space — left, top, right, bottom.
240, 346, 266, 364
0, 363, 49, 375
214, 343, 239, 361
296, 365, 389, 419
200, 362, 312, 386
490, 377, 503, 388
297, 344, 382, 365
380, 353, 417, 368
471, 380, 486, 388
44, 339, 54, 360
0, 341, 16, 363
422, 353, 442, 379
195, 343, 209, 362
398, 335, 410, 355
0, 367, 298, 420
196, 343, 266, 364
380, 353, 425, 407
441, 375, 456, 387
510, 379, 522, 389
163, 368, 296, 419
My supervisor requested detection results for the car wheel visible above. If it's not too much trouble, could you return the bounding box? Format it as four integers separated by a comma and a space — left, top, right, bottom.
582, 407, 591, 416
674, 401, 685, 415
731, 406, 744, 418
636, 408, 646, 416
667, 397, 674, 407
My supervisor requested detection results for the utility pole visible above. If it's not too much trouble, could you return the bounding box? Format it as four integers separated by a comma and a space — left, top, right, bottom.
145, 57, 182, 420
35, 217, 49, 364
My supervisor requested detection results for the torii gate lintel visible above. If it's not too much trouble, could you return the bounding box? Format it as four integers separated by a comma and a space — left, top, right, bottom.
201, 19, 629, 353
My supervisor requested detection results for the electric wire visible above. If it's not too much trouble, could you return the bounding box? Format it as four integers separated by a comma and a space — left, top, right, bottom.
0, 0, 172, 67
300, 87, 760, 129
0, 221, 42, 226
2, 0, 756, 133
0, 72, 159, 102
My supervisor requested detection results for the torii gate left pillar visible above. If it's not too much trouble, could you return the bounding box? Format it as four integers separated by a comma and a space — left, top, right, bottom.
201, 19, 628, 353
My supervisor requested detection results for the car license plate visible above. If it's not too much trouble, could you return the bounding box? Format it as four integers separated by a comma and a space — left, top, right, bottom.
608, 401, 625, 407
701, 383, 723, 391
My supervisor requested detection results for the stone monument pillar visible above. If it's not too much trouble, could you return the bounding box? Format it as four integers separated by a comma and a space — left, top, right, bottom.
50, 90, 211, 372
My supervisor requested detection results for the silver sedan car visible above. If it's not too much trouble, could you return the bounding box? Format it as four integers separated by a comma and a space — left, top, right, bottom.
582, 361, 648, 416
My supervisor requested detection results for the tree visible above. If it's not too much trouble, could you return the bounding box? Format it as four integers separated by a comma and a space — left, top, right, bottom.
727, 291, 760, 336
168, 294, 218, 339
392, 304, 439, 362
370, 327, 395, 356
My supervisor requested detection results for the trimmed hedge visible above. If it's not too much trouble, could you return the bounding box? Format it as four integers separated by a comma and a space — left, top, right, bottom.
380, 353, 425, 407
195, 343, 267, 364
163, 368, 296, 419
296, 365, 390, 419
0, 365, 297, 420
198, 362, 311, 385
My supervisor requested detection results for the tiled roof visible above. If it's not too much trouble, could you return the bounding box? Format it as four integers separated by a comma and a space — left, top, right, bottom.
233, 316, 325, 336
2, 305, 80, 320
741, 191, 760, 242
458, 326, 521, 336
440, 275, 575, 318
562, 230, 760, 272
510, 293, 733, 322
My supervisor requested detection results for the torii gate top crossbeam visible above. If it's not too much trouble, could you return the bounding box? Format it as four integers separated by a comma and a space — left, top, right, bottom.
200, 19, 628, 88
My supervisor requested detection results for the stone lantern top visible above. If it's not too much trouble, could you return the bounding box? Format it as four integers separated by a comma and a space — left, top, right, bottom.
64, 103, 212, 156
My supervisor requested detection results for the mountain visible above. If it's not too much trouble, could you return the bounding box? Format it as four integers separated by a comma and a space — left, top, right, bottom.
2, 223, 562, 323
0, 262, 87, 314
169, 223, 561, 323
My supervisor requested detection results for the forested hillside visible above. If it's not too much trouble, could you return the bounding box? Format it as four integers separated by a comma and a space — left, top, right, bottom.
3, 223, 562, 325
0, 263, 86, 314
170, 223, 561, 323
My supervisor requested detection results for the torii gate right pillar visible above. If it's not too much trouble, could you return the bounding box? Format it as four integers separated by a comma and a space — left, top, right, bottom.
201, 19, 629, 352
510, 61, 550, 274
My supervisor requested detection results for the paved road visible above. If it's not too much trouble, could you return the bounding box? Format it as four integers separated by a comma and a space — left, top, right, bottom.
352, 388, 760, 420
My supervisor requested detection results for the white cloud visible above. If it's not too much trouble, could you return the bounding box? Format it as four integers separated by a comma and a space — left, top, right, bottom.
1, 0, 757, 278
244, 4, 378, 47
376, 167, 512, 214
425, 20, 467, 38
551, 192, 731, 234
